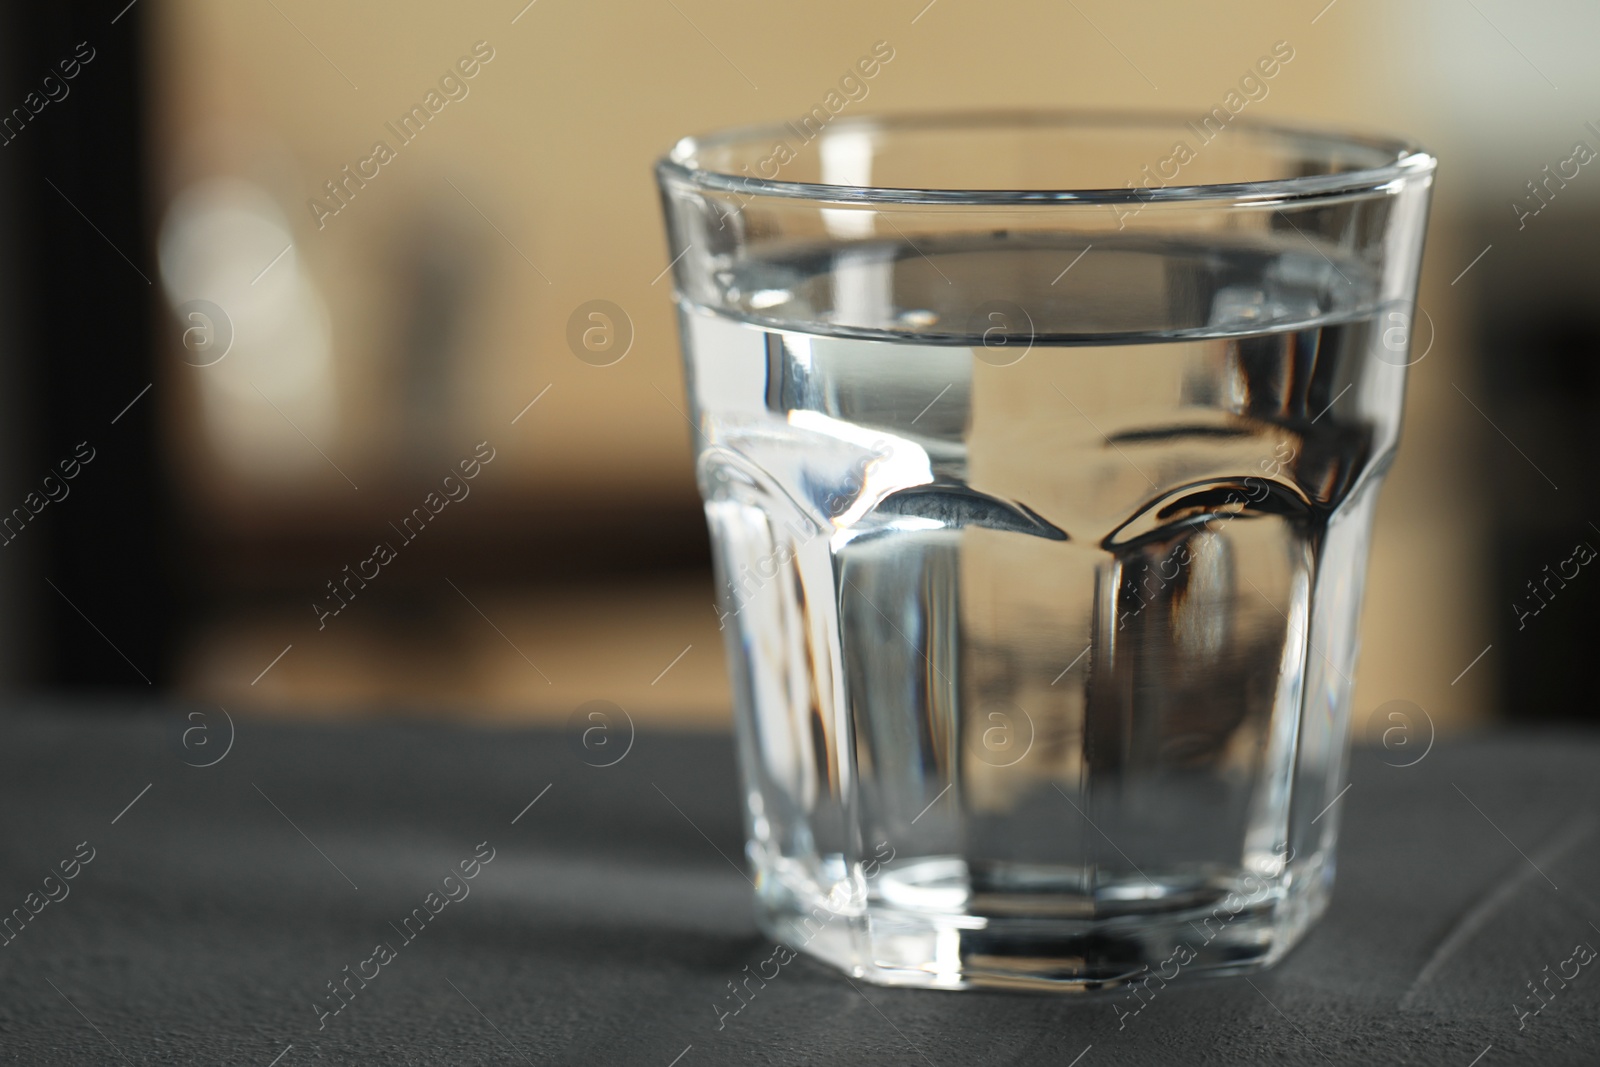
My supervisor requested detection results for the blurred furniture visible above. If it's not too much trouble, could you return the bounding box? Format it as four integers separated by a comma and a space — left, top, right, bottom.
141, 0, 1499, 731
21, 0, 1588, 736
1471, 207, 1600, 725
0, 4, 175, 688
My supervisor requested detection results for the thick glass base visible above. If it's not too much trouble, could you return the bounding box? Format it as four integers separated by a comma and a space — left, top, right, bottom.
756, 854, 1329, 992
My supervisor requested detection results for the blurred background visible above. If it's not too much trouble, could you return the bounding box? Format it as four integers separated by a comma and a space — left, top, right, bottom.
0, 0, 1592, 737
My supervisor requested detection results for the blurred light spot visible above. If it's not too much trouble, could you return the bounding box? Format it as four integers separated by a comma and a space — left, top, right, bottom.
159, 177, 338, 482
820, 128, 876, 239
748, 289, 789, 309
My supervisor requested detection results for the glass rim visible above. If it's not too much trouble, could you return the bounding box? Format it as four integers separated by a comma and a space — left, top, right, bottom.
656, 109, 1436, 207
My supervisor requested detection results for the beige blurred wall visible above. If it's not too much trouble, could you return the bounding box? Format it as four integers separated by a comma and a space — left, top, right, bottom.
151, 0, 1500, 734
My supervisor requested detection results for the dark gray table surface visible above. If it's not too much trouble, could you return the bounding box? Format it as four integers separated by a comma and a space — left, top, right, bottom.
0, 704, 1596, 1066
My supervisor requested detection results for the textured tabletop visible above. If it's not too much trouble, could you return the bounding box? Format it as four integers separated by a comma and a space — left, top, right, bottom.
0, 704, 1596, 1065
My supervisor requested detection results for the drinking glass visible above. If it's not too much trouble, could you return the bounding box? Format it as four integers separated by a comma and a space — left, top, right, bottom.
655, 112, 1434, 991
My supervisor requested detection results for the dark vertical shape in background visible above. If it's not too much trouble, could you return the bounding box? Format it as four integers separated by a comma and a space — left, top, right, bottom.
6, 2, 177, 691
1474, 208, 1600, 725
0, 3, 33, 685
